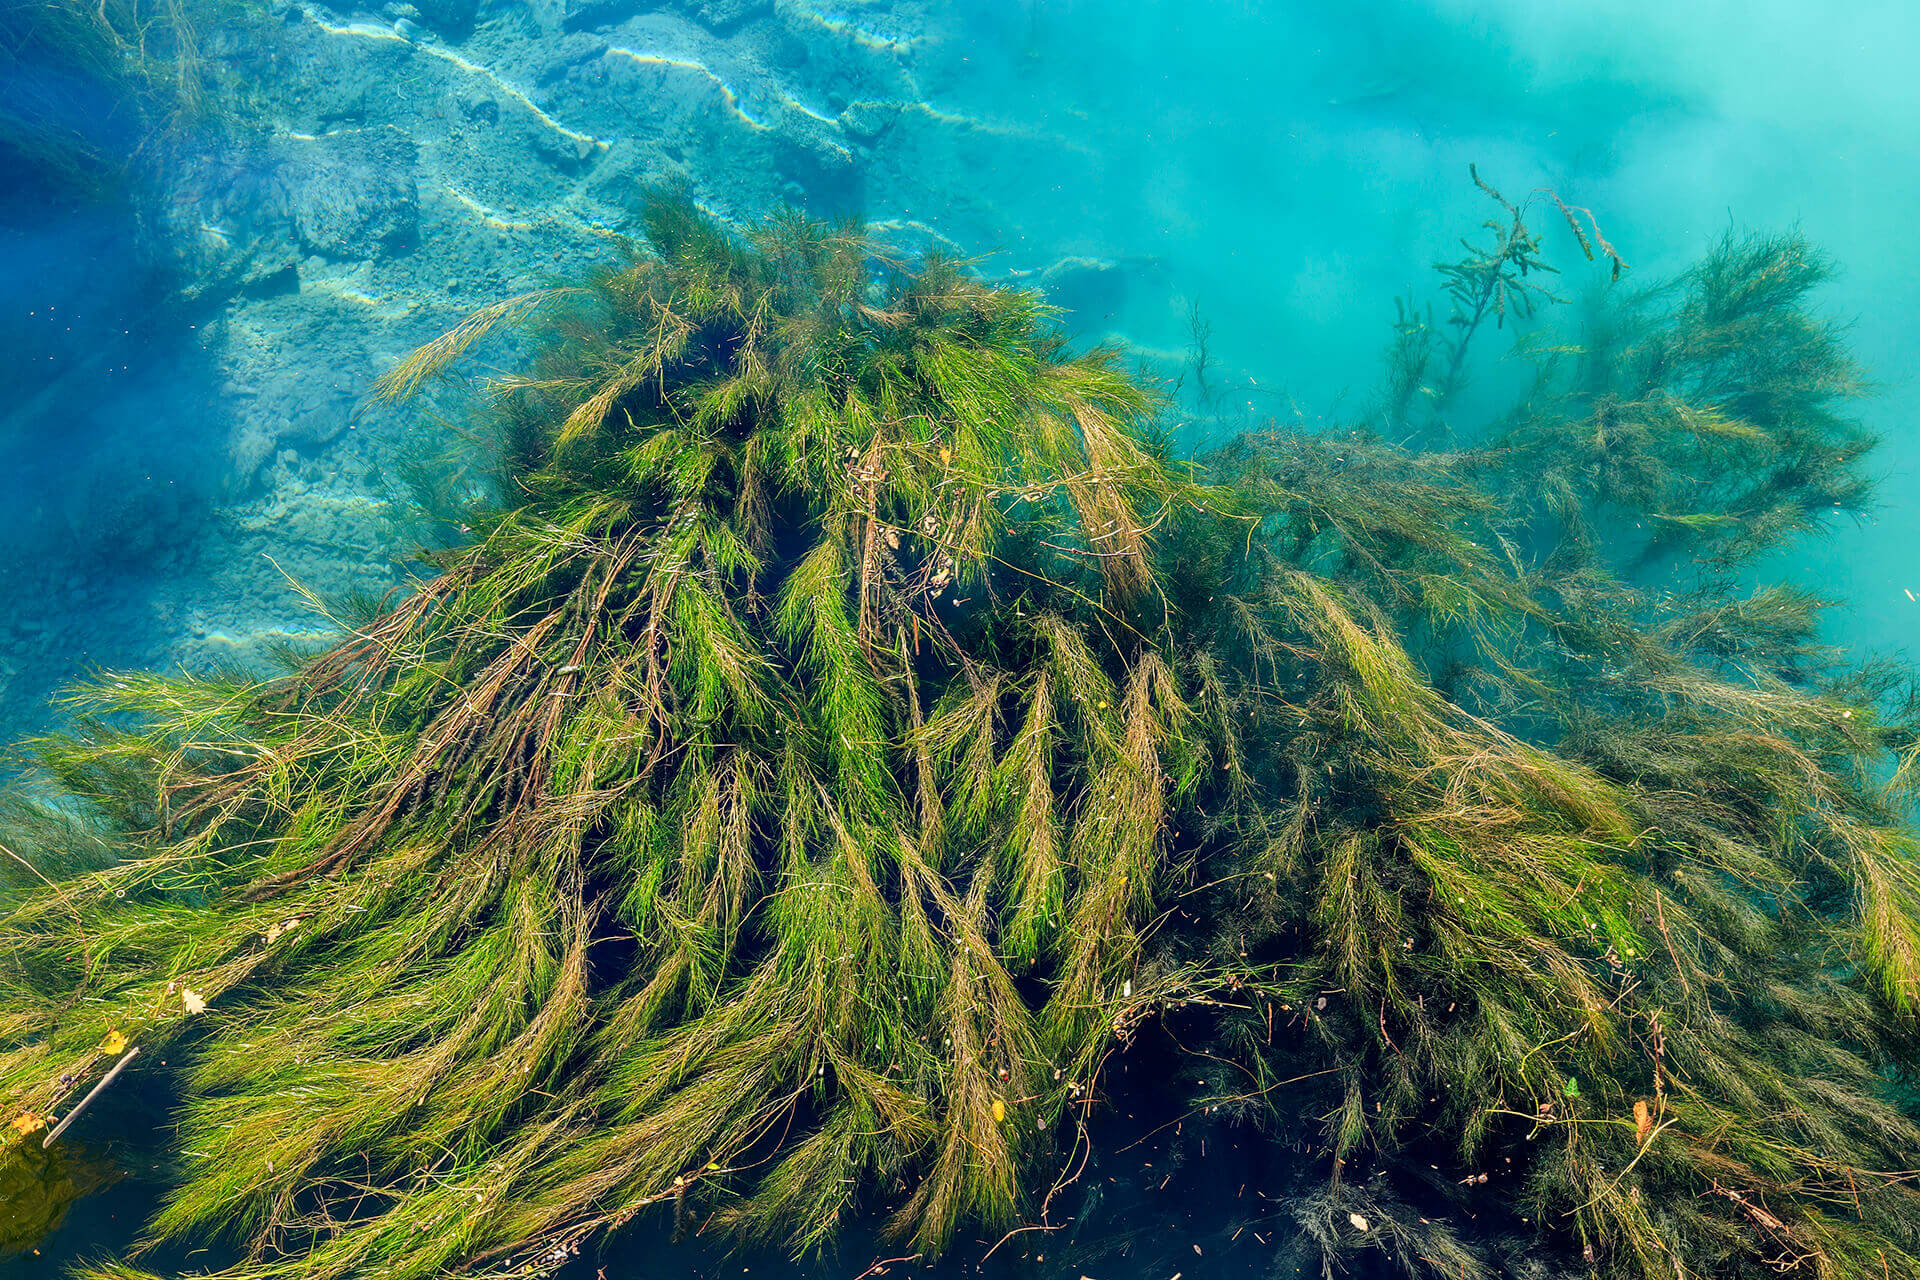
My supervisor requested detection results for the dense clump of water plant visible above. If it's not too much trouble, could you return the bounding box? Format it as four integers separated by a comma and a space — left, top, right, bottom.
1177, 191, 1920, 1279
4, 186, 1920, 1280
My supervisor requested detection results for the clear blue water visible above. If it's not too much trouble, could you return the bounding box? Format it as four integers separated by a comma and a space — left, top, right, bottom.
6, 0, 1919, 1272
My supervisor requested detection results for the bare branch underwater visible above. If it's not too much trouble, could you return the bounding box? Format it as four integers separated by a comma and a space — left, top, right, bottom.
6, 183, 1920, 1280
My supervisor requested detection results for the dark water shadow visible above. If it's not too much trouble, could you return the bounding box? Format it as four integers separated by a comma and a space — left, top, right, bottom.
11, 1038, 1308, 1280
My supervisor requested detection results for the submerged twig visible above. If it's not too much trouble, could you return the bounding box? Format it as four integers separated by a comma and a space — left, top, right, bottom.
44, 1047, 140, 1149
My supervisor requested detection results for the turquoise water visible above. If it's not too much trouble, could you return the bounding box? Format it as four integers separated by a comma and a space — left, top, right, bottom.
7, 0, 1918, 749
5, 0, 1919, 1273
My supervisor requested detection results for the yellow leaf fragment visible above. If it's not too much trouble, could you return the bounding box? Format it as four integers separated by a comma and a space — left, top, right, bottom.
10, 1111, 46, 1136
99, 1030, 129, 1055
992, 1099, 1006, 1123
181, 988, 208, 1015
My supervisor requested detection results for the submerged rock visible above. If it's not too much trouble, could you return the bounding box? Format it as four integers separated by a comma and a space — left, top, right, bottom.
561, 0, 770, 31
406, 0, 478, 36
1040, 256, 1128, 326
286, 128, 420, 260
558, 0, 624, 30
671, 0, 774, 29
840, 98, 902, 142
162, 151, 302, 301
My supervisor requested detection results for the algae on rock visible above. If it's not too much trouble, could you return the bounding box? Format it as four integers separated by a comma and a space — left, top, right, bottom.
3, 188, 1920, 1280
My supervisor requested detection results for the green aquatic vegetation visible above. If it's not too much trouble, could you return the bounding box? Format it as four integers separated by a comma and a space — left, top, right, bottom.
2, 192, 1201, 1277
1177, 208, 1920, 1279
1485, 229, 1875, 571
4, 188, 1920, 1280
0, 0, 222, 209
1385, 165, 1627, 439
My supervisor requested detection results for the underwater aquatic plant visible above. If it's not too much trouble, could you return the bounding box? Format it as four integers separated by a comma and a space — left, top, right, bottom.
3, 186, 1919, 1280
0, 190, 1201, 1277
1486, 228, 1875, 571
0, 0, 226, 212
1176, 193, 1920, 1280
1385, 165, 1627, 440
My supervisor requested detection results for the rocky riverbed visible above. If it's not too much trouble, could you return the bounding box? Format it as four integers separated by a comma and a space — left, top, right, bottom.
1, 0, 1182, 748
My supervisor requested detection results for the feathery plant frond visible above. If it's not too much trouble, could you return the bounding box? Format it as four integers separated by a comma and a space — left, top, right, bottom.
1385, 164, 1628, 440
1487, 229, 1875, 571
0, 0, 258, 210
5, 183, 1920, 1280
1, 189, 1203, 1279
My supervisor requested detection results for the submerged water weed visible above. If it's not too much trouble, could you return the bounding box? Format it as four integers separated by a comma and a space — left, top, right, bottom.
1384, 165, 1626, 443
1184, 202, 1920, 1278
0, 0, 232, 212
3, 188, 1920, 1280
